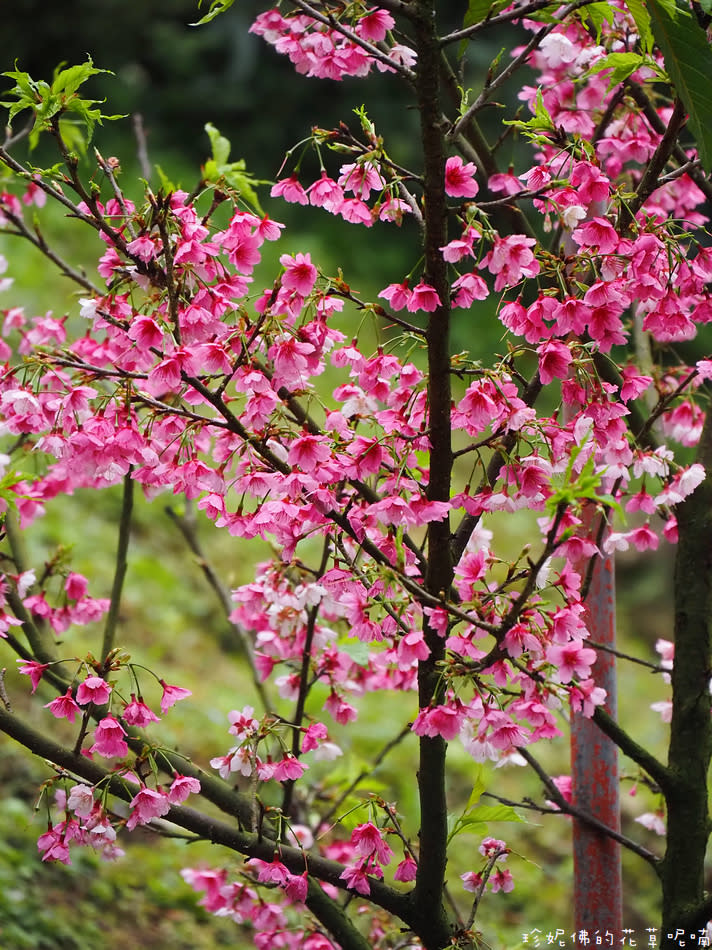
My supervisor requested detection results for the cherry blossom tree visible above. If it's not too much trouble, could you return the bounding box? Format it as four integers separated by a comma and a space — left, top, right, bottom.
1, 2, 712, 948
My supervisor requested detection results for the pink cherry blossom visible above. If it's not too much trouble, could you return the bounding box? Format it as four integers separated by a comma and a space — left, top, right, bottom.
378, 280, 412, 311
167, 774, 201, 804
76, 675, 112, 706
90, 716, 129, 758
126, 787, 171, 829
444, 156, 479, 198
123, 694, 160, 726
44, 688, 80, 723
17, 658, 50, 693
280, 252, 318, 296
270, 175, 309, 205
159, 679, 192, 713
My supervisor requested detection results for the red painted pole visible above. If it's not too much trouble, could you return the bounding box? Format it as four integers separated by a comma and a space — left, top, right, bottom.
570, 531, 622, 935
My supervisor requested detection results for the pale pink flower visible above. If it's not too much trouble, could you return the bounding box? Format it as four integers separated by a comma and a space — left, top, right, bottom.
461, 870, 484, 892
67, 784, 95, 818
635, 811, 666, 836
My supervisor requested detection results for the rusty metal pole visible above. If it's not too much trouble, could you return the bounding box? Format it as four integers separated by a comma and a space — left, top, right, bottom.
570, 535, 622, 936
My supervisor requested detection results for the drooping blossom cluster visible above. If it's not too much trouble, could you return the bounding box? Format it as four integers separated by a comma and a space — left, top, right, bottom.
0, 1, 711, 947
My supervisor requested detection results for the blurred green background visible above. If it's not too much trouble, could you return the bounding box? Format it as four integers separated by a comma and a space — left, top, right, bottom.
0, 2, 682, 947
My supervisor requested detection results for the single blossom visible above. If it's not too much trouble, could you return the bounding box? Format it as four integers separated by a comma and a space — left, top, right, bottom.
44, 688, 80, 723
76, 675, 112, 706
89, 716, 128, 758
159, 679, 192, 714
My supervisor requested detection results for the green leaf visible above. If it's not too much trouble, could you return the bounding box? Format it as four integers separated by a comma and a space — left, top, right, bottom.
623, 0, 655, 53
465, 766, 487, 810
202, 123, 267, 214
503, 87, 556, 141
51, 59, 110, 97
205, 121, 231, 167
579, 2, 616, 40
191, 0, 235, 26
588, 51, 647, 87
463, 0, 495, 25
339, 638, 371, 667
155, 165, 180, 193
647, 0, 712, 172
459, 804, 525, 825
2, 58, 120, 149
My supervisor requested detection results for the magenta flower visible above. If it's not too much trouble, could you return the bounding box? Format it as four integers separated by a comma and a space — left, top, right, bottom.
444, 156, 479, 198
126, 787, 171, 830
159, 679, 192, 714
279, 251, 317, 296
17, 659, 50, 693
407, 280, 441, 312
378, 280, 412, 311
351, 822, 394, 865
44, 688, 80, 723
76, 675, 112, 707
272, 754, 308, 782
123, 694, 160, 727
339, 862, 371, 895
89, 716, 128, 758
270, 175, 309, 205
64, 572, 88, 601
167, 774, 201, 804
394, 856, 418, 882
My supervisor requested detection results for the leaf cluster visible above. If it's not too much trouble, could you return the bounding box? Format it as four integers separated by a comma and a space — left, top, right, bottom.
1, 58, 123, 151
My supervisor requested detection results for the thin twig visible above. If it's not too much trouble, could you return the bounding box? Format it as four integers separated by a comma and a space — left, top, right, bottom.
517, 745, 659, 865
0, 669, 11, 711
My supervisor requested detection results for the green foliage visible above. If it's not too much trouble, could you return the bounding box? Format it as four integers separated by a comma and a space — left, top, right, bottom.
448, 766, 525, 843
623, 0, 655, 53
1, 58, 122, 151
191, 0, 236, 26
503, 88, 555, 141
579, 2, 617, 40
647, 0, 712, 171
588, 51, 648, 88
546, 443, 623, 520
202, 122, 268, 214
462, 0, 496, 26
